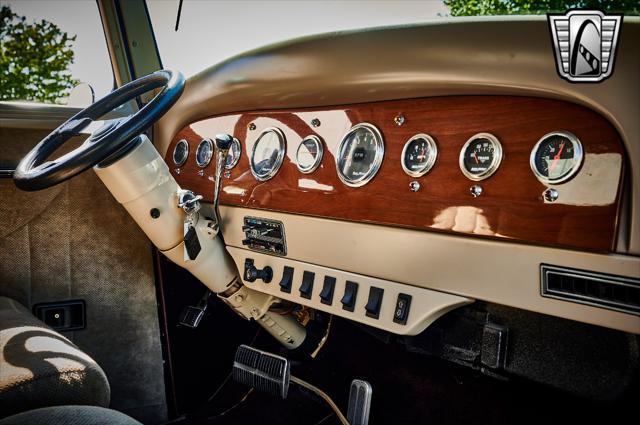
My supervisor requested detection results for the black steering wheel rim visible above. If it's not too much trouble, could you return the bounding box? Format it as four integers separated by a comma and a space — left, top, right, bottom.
13, 69, 185, 191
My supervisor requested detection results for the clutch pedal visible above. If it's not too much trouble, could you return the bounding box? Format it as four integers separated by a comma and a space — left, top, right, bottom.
178, 290, 212, 328
232, 344, 290, 399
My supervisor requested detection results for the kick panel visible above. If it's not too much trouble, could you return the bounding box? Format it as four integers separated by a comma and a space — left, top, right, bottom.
226, 246, 474, 336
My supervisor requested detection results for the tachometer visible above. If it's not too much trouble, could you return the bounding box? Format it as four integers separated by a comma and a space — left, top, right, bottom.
195, 139, 213, 168
459, 133, 503, 181
250, 128, 286, 181
336, 123, 384, 187
530, 131, 583, 184
401, 134, 438, 177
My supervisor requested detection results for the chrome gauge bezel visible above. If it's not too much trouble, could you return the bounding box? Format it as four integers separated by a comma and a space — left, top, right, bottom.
296, 135, 324, 174
401, 133, 438, 178
336, 123, 385, 188
530, 131, 584, 185
459, 132, 503, 181
172, 139, 189, 167
225, 137, 242, 170
250, 127, 286, 181
195, 138, 214, 168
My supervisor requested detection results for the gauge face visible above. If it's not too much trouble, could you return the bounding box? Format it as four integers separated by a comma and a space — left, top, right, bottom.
336, 123, 384, 187
195, 139, 213, 168
225, 137, 242, 170
296, 135, 323, 173
250, 128, 286, 181
530, 131, 583, 184
459, 133, 503, 181
172, 139, 189, 166
401, 134, 438, 177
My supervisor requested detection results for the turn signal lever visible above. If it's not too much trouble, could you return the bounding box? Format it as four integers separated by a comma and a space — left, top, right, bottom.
212, 133, 233, 229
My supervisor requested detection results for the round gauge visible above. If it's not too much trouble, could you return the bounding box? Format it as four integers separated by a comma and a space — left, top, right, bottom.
195, 139, 213, 168
459, 133, 503, 181
401, 134, 438, 178
172, 139, 189, 166
530, 131, 583, 184
296, 135, 323, 173
225, 137, 242, 170
250, 128, 286, 181
336, 123, 384, 187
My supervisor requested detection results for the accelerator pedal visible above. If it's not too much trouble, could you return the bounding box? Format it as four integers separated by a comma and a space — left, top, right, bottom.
233, 344, 290, 399
347, 379, 372, 425
178, 290, 212, 328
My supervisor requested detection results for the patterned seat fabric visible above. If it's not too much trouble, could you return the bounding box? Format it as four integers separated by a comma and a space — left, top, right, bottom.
0, 297, 110, 418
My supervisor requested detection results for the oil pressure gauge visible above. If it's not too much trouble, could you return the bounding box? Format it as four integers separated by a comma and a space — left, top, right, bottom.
459, 133, 503, 181
530, 131, 583, 184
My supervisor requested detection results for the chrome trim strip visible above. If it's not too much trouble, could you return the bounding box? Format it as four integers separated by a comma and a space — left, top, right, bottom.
459, 132, 503, 181
335, 123, 384, 188
401, 133, 438, 178
530, 131, 584, 185
0, 168, 15, 178
250, 127, 286, 182
296, 135, 324, 174
540, 264, 640, 316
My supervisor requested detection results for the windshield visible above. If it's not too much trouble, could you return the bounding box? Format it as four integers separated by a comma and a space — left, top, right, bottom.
147, 0, 638, 80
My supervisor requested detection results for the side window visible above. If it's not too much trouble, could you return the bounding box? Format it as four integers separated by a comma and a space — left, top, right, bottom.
0, 2, 113, 105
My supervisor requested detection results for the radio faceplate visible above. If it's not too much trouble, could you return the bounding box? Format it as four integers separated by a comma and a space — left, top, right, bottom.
242, 217, 287, 256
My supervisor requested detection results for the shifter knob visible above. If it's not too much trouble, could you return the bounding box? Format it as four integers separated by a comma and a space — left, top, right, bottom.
214, 133, 234, 151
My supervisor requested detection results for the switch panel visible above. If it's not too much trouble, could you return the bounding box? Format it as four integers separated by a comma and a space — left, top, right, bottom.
319, 276, 336, 305
299, 271, 315, 299
279, 266, 294, 293
341, 281, 359, 312
393, 293, 412, 325
365, 287, 384, 319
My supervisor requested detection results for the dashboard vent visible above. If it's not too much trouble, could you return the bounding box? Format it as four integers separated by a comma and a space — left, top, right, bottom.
541, 264, 640, 316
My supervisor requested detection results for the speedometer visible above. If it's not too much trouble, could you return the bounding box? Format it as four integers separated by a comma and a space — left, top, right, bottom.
250, 128, 286, 181
459, 133, 503, 181
530, 131, 583, 184
336, 123, 384, 187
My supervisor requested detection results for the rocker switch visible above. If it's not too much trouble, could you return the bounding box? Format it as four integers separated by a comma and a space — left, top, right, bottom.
393, 293, 412, 325
279, 266, 294, 293
299, 271, 315, 299
364, 287, 384, 319
319, 276, 336, 305
341, 281, 358, 312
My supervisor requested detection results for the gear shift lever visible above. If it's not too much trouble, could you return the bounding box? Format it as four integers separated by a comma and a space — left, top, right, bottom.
212, 134, 233, 229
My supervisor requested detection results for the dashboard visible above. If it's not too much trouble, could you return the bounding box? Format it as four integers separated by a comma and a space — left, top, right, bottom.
166, 96, 624, 252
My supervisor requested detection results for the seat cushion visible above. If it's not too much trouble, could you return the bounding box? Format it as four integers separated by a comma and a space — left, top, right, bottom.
0, 405, 141, 425
0, 297, 110, 418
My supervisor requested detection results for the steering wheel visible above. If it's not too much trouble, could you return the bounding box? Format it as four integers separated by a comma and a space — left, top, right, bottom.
14, 69, 184, 191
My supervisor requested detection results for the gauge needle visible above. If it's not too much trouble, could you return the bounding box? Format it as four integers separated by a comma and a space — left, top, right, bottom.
550, 141, 565, 171
473, 152, 479, 164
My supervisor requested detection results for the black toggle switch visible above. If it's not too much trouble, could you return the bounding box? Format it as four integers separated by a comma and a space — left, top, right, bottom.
393, 293, 412, 325
364, 287, 384, 319
341, 281, 358, 312
279, 266, 294, 293
319, 276, 336, 305
299, 271, 315, 299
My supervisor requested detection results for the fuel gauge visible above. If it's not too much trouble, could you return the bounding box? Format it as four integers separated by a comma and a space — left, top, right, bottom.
401, 134, 438, 177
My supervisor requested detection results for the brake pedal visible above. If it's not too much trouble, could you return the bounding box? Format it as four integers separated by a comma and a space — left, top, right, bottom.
232, 345, 290, 399
178, 290, 212, 328
347, 379, 372, 425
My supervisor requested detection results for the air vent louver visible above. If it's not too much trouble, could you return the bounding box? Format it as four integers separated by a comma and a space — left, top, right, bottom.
541, 264, 640, 315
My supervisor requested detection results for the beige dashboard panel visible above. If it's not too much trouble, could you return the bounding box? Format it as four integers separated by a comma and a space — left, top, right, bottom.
220, 206, 640, 335
227, 246, 474, 336
155, 17, 640, 254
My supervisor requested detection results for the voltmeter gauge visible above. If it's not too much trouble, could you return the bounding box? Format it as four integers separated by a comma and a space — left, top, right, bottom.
195, 139, 213, 167
530, 131, 583, 184
459, 133, 503, 181
296, 135, 323, 173
172, 139, 189, 166
401, 134, 438, 177
225, 137, 242, 170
